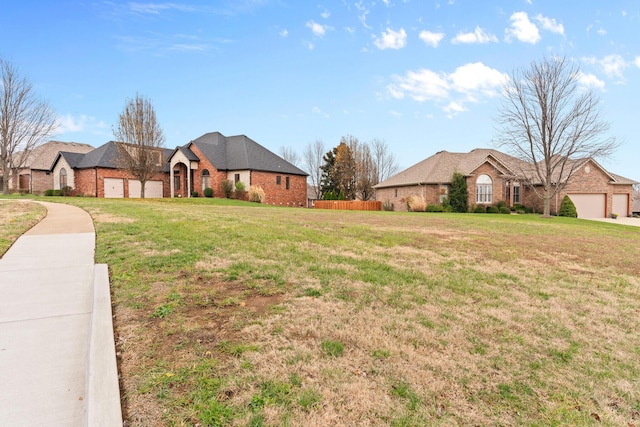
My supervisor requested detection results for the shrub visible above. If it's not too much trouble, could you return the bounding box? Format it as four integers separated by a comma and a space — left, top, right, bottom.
235, 181, 246, 199
44, 189, 54, 196
474, 205, 487, 213
487, 206, 500, 214
495, 200, 508, 209
407, 195, 426, 212
499, 206, 511, 214
248, 185, 265, 203
191, 191, 199, 198
61, 186, 73, 196
52, 189, 63, 196
382, 200, 394, 211
203, 187, 214, 198
558, 195, 578, 218
426, 203, 444, 212
221, 180, 234, 198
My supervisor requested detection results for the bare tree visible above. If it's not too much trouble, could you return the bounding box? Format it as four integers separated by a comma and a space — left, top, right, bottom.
113, 93, 165, 198
496, 56, 618, 217
279, 146, 300, 167
370, 138, 399, 185
350, 137, 376, 200
302, 139, 324, 199
0, 58, 58, 194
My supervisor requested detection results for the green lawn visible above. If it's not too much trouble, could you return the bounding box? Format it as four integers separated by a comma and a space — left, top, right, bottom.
4, 196, 640, 426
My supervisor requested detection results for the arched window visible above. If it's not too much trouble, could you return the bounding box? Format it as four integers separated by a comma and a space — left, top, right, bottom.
60, 168, 67, 188
476, 174, 492, 204
201, 169, 210, 191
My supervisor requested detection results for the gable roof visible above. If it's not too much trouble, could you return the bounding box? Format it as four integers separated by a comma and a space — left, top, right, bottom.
51, 141, 173, 172
183, 132, 307, 176
23, 141, 94, 170
374, 149, 525, 189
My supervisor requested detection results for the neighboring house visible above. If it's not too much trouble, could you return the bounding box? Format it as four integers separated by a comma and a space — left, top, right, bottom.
6, 141, 93, 194
168, 132, 308, 206
374, 148, 637, 218
307, 184, 320, 208
51, 141, 172, 198
50, 132, 308, 205
632, 190, 640, 216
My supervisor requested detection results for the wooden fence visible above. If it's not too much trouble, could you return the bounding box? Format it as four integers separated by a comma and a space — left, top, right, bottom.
314, 200, 382, 211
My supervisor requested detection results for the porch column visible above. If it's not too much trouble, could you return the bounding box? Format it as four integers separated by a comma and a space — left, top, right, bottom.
186, 164, 191, 198
170, 162, 175, 198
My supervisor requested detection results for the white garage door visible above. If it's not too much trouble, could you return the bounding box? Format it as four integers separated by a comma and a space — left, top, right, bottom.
612, 194, 629, 217
104, 178, 124, 198
568, 194, 606, 218
128, 180, 163, 198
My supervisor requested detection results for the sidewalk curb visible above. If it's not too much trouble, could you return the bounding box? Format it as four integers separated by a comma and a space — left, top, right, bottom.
87, 264, 123, 426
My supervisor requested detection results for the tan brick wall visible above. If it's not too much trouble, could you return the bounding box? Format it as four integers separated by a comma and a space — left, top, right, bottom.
30, 170, 53, 194
252, 171, 307, 207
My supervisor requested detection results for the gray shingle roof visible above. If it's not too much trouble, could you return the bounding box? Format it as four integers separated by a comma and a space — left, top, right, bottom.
53, 141, 173, 173
187, 132, 308, 176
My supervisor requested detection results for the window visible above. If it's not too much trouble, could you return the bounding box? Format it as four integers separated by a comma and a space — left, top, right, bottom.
476, 174, 492, 204
276, 176, 281, 185
59, 168, 67, 188
234, 173, 240, 184
173, 168, 181, 191
394, 189, 398, 198
513, 181, 520, 204
201, 170, 210, 190
285, 176, 290, 190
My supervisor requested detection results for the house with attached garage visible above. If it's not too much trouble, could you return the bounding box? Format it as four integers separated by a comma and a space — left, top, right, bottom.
373, 148, 637, 218
50, 132, 308, 206
51, 141, 172, 197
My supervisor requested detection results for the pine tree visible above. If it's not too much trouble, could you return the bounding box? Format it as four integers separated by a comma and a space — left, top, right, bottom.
449, 172, 469, 213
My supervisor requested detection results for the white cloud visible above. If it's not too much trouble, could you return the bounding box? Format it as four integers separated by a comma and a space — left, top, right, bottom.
355, 1, 371, 29
58, 114, 107, 134
583, 54, 628, 81
451, 26, 498, 44
505, 12, 540, 44
320, 9, 330, 19
374, 27, 407, 50
306, 20, 327, 37
535, 14, 564, 35
635, 56, 640, 68
419, 30, 445, 47
388, 62, 507, 115
312, 106, 329, 118
577, 72, 605, 90
279, 29, 288, 38
596, 28, 606, 36
304, 41, 314, 50
128, 2, 196, 15
389, 110, 402, 118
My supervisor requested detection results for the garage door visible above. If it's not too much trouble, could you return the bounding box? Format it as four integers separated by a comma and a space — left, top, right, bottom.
104, 178, 124, 198
612, 194, 629, 217
568, 194, 605, 218
128, 180, 163, 198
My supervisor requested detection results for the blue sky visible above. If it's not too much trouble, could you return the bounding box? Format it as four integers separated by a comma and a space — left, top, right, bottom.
2, 0, 638, 181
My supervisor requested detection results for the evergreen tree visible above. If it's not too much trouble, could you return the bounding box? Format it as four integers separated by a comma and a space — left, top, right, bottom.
558, 195, 578, 217
449, 172, 469, 213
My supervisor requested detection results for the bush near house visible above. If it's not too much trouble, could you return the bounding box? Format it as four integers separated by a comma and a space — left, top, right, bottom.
235, 181, 246, 200
221, 180, 234, 198
203, 187, 214, 198
248, 185, 265, 204
474, 205, 487, 213
487, 206, 500, 214
499, 206, 511, 214
558, 195, 578, 218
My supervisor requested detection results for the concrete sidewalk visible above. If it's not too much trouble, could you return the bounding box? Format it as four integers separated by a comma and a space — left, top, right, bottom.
0, 201, 122, 426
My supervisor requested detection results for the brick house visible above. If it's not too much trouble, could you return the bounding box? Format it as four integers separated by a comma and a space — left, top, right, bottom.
373, 148, 637, 218
3, 141, 93, 194
167, 132, 308, 206
51, 141, 172, 197
50, 132, 308, 205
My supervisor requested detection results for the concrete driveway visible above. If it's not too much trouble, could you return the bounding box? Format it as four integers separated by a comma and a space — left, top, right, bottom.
584, 216, 640, 227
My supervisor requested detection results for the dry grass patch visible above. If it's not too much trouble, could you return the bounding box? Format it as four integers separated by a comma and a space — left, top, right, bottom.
0, 200, 46, 256
50, 199, 640, 426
